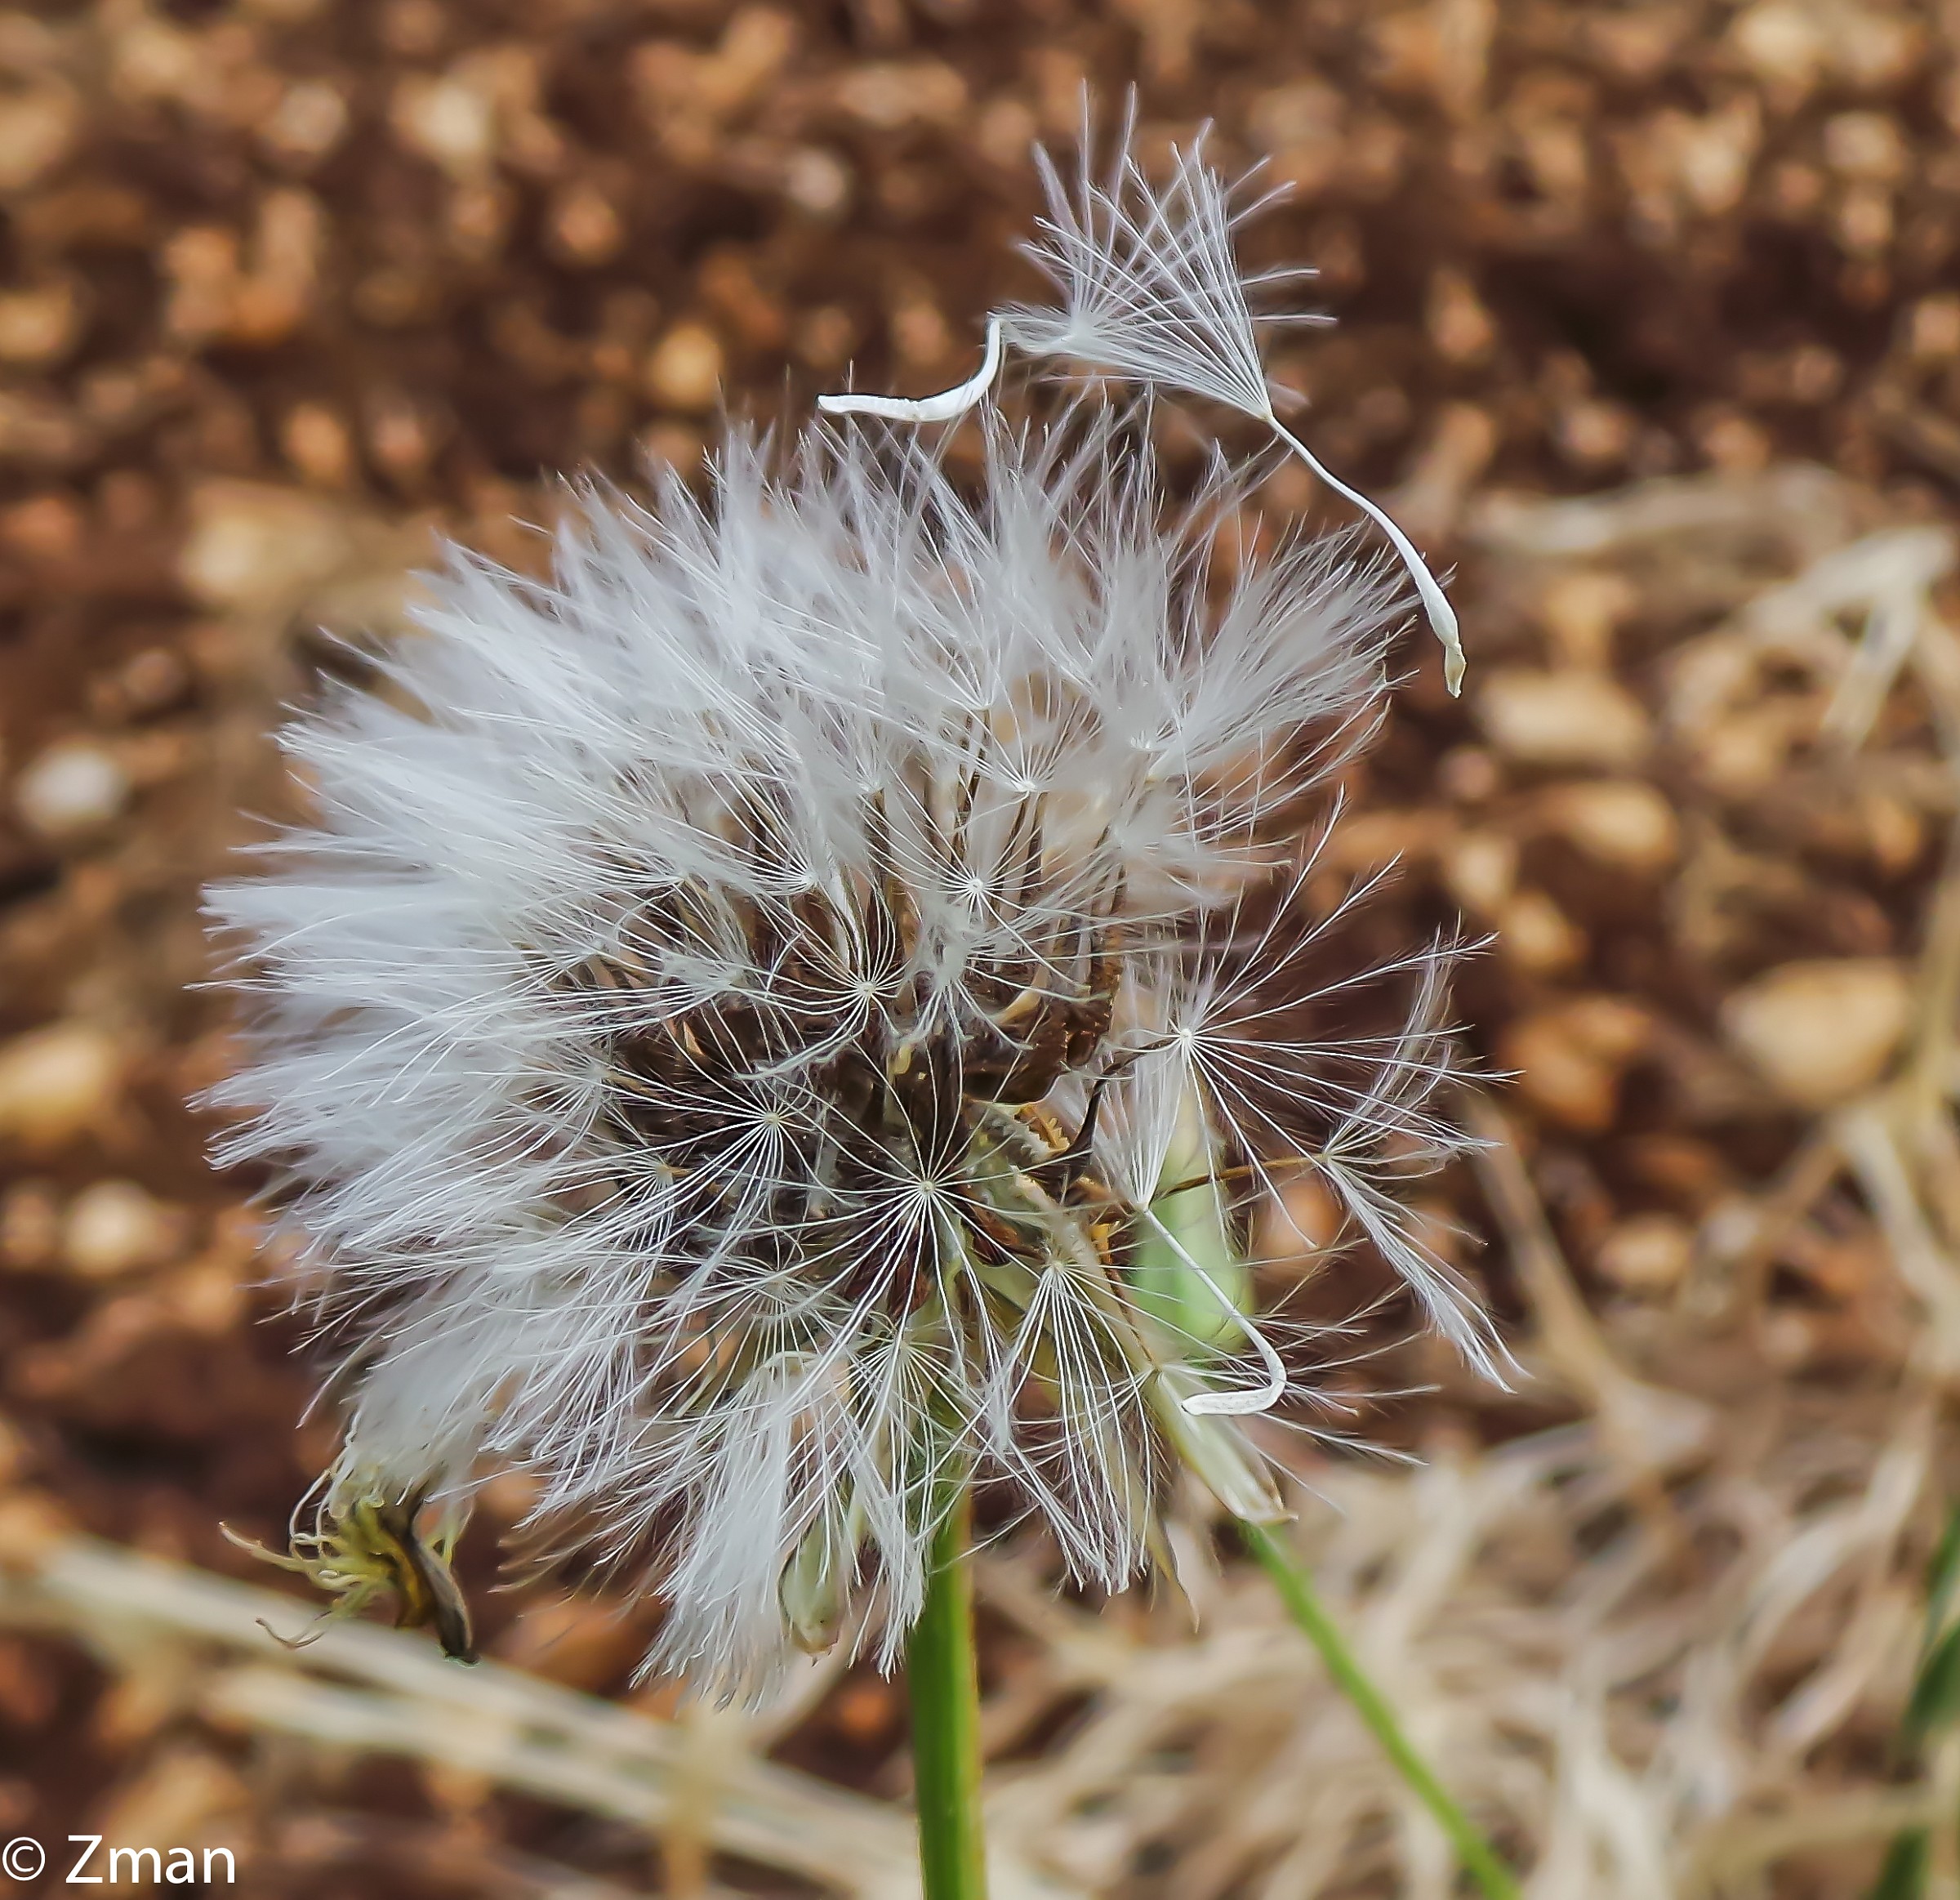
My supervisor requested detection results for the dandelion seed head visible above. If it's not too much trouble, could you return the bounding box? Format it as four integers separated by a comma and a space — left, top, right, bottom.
212, 140, 1490, 1701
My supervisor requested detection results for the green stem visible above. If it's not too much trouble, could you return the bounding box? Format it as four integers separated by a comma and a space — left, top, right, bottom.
910, 1490, 989, 1900
1239, 1519, 1522, 1900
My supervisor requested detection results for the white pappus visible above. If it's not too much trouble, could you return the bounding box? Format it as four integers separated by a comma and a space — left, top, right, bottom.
207, 117, 1490, 1697
822, 104, 1465, 694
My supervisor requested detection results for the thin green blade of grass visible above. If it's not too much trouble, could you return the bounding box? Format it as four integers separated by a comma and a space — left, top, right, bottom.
1134, 1153, 1521, 1900
1867, 1505, 1960, 1898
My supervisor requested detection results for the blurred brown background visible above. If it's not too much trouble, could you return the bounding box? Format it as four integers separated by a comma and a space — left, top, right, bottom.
2, 2, 1960, 1895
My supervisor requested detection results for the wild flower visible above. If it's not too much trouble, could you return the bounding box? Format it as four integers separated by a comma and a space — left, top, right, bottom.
209, 131, 1489, 1701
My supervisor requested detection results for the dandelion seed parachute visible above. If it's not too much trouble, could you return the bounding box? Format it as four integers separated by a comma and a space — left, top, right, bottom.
211, 154, 1490, 1705
821, 104, 1466, 694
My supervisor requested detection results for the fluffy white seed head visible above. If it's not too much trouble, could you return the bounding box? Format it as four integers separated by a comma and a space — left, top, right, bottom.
209, 407, 1487, 1697
214, 102, 1497, 1692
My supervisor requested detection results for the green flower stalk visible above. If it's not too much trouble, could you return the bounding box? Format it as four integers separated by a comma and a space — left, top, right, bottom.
911, 1495, 989, 1900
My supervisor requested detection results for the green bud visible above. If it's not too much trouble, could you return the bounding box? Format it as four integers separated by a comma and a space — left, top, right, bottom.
1150, 1366, 1288, 1523
1131, 1090, 1249, 1351
778, 1500, 861, 1654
